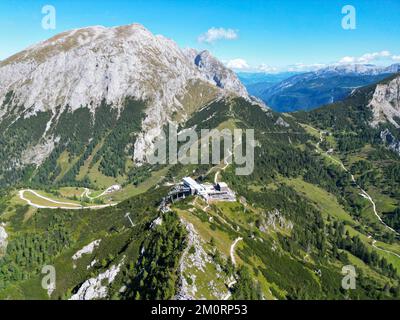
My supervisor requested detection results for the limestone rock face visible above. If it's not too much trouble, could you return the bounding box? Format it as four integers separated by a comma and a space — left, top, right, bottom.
69, 262, 123, 300
0, 24, 249, 164
186, 49, 248, 97
380, 129, 400, 156
0, 225, 8, 256
369, 76, 400, 128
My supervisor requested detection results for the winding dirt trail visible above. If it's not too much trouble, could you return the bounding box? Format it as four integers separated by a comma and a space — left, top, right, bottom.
80, 186, 119, 200
230, 237, 243, 266
222, 237, 243, 300
214, 149, 233, 185
315, 130, 400, 259
372, 240, 400, 259
318, 132, 397, 234
19, 189, 116, 210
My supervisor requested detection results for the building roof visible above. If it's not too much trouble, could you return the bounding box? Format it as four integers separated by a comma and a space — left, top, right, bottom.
183, 177, 206, 192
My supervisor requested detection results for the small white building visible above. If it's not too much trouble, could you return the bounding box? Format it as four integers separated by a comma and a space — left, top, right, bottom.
181, 177, 236, 203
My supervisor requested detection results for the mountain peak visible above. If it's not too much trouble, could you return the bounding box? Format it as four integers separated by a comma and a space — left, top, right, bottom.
2, 23, 165, 66
0, 24, 249, 165
187, 49, 248, 96
0, 23, 248, 111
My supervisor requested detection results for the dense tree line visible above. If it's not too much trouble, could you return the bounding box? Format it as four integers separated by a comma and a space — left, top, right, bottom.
0, 211, 72, 288
231, 266, 263, 300
123, 211, 187, 300
93, 100, 146, 177
383, 208, 400, 233
0, 99, 147, 188
328, 220, 398, 279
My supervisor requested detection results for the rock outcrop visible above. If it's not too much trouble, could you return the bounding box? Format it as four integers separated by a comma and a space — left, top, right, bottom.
0, 224, 8, 256
70, 260, 123, 300
380, 129, 400, 156
72, 239, 101, 260
369, 75, 400, 128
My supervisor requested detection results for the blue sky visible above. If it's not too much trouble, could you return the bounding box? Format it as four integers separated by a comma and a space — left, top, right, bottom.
1, 0, 399, 72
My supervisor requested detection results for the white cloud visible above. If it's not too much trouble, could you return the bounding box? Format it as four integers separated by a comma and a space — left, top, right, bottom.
287, 63, 326, 72
392, 55, 400, 61
338, 56, 356, 64
198, 27, 238, 43
226, 58, 249, 70
358, 50, 390, 63
338, 51, 391, 64
257, 64, 278, 73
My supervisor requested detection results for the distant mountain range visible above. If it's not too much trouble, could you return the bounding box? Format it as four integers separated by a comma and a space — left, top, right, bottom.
237, 71, 299, 99
238, 64, 400, 112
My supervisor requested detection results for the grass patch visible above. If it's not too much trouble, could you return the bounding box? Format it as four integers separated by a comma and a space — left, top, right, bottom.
283, 177, 356, 224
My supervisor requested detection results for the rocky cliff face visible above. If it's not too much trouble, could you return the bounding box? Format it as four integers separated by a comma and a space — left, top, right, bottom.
380, 129, 400, 156
369, 75, 400, 128
0, 24, 249, 167
0, 225, 8, 257
185, 49, 248, 97
0, 24, 247, 114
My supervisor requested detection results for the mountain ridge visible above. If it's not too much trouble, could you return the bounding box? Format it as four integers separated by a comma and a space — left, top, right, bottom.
240, 64, 400, 112
0, 24, 253, 186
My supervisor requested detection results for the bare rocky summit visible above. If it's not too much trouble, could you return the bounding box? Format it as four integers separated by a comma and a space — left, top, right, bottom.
0, 24, 249, 165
